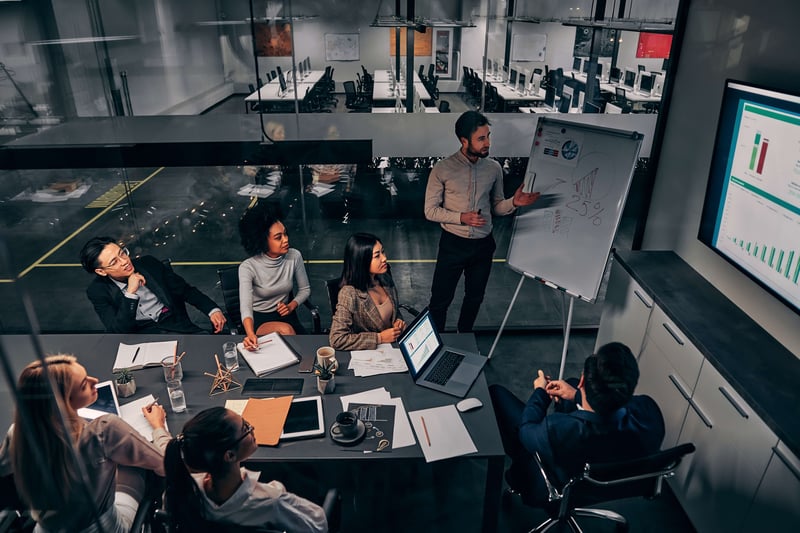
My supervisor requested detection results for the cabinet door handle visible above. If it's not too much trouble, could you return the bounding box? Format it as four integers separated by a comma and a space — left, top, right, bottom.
718, 386, 749, 419
773, 446, 800, 481
633, 290, 653, 309
668, 374, 692, 401
662, 322, 685, 346
687, 397, 713, 429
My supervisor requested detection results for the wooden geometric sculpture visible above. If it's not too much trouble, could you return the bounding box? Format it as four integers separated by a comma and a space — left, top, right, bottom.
205, 354, 242, 396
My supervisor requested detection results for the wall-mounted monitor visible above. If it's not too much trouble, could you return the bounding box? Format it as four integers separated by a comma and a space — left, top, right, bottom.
572, 57, 582, 72
699, 80, 800, 315
639, 73, 654, 95
623, 69, 637, 90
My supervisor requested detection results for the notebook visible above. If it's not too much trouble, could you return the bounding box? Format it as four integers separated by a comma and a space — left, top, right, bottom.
397, 308, 486, 398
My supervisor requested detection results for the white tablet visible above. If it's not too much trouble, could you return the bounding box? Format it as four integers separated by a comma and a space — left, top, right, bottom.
280, 396, 324, 440
77, 380, 120, 420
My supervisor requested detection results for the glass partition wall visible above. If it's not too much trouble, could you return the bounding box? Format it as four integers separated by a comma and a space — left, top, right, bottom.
1, 0, 683, 338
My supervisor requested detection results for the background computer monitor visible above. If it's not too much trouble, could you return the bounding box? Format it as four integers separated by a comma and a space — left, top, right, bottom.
572, 57, 582, 72
558, 95, 572, 113
562, 85, 574, 104
609, 67, 622, 84
596, 62, 604, 78
531, 73, 542, 95
278, 70, 287, 93
518, 73, 526, 93
509, 68, 518, 87
544, 86, 556, 109
623, 69, 637, 90
583, 102, 601, 113
502, 64, 509, 81
298, 63, 305, 77
639, 73, 654, 95
605, 102, 623, 114
582, 60, 590, 74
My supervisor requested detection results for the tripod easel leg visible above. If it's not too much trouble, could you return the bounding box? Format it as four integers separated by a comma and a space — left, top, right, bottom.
488, 275, 525, 359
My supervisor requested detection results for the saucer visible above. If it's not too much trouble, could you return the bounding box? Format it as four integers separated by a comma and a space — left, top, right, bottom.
329, 419, 366, 446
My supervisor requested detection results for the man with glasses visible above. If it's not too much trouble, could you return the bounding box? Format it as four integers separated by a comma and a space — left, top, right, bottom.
80, 236, 226, 334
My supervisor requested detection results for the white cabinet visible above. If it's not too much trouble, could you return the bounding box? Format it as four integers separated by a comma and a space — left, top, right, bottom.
636, 304, 704, 448
594, 261, 654, 357
741, 441, 800, 530
673, 362, 778, 533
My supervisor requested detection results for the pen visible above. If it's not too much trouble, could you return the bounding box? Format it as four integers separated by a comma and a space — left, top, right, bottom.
421, 416, 431, 447
131, 347, 141, 364
145, 397, 159, 410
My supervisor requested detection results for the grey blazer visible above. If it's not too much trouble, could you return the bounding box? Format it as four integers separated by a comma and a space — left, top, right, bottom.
329, 283, 401, 351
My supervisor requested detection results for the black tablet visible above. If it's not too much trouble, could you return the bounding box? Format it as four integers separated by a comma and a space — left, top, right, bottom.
281, 396, 325, 440
242, 378, 304, 396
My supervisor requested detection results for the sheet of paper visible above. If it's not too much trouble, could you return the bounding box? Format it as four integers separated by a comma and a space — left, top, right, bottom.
340, 388, 415, 449
242, 395, 294, 446
225, 399, 249, 415
119, 394, 168, 442
349, 344, 408, 377
408, 405, 477, 462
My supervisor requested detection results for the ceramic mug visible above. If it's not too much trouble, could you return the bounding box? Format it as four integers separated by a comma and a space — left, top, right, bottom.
316, 346, 338, 373
331, 411, 359, 439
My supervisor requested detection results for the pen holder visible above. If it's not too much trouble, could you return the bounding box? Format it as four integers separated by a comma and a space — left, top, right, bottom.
162, 357, 183, 383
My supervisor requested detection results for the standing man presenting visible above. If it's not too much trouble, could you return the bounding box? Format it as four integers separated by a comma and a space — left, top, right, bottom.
424, 111, 540, 332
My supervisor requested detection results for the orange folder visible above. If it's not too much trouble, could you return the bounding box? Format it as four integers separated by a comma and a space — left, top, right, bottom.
242, 395, 294, 446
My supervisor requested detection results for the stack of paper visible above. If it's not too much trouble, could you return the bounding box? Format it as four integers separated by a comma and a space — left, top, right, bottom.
119, 395, 168, 442
349, 344, 408, 377
113, 340, 177, 372
408, 405, 477, 463
340, 387, 415, 449
237, 333, 299, 376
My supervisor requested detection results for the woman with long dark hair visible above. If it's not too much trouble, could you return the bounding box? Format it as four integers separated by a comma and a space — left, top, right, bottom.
6, 354, 169, 532
329, 233, 406, 350
164, 407, 326, 532
238, 203, 311, 349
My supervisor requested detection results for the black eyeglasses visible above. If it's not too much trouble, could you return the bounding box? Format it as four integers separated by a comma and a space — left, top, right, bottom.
99, 247, 130, 270
233, 419, 254, 447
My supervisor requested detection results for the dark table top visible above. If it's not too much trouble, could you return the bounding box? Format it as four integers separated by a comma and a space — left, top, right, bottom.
0, 333, 504, 463
614, 250, 800, 459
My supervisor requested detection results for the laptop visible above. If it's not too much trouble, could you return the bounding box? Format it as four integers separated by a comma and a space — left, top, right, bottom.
77, 380, 120, 420
398, 308, 487, 398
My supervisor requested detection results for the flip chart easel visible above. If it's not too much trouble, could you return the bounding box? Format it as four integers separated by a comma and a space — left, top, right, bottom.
487, 118, 643, 379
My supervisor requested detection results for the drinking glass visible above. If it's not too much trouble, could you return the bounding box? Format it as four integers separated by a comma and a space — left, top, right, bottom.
223, 341, 239, 371
166, 380, 186, 413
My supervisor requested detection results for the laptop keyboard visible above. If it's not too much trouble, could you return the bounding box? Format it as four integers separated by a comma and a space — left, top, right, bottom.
424, 351, 464, 386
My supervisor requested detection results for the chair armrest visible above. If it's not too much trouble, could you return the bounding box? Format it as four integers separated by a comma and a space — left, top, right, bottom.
534, 451, 565, 502
399, 304, 419, 317
302, 299, 321, 334
322, 488, 341, 533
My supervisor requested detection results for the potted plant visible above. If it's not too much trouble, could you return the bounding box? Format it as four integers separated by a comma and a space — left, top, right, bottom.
313, 359, 336, 394
115, 368, 137, 398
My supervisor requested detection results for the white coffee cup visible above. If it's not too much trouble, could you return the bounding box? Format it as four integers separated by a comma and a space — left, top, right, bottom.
316, 346, 338, 373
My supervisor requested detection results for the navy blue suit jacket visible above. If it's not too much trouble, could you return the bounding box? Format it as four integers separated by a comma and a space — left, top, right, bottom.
519, 387, 665, 489
86, 255, 219, 333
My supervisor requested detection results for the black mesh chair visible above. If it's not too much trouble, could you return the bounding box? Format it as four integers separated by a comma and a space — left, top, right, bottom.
217, 265, 320, 335
438, 100, 451, 113
343, 80, 370, 112
526, 443, 696, 533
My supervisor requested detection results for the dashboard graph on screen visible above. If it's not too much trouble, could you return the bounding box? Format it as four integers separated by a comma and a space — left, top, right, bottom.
699, 80, 800, 314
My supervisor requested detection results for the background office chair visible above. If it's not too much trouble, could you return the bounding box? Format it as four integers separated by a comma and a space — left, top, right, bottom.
343, 80, 370, 112
613, 87, 632, 113
153, 488, 340, 533
438, 100, 451, 113
0, 474, 34, 533
216, 265, 321, 335
527, 443, 695, 533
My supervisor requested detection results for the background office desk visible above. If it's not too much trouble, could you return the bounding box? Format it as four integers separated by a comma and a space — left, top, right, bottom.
0, 333, 505, 533
244, 70, 325, 112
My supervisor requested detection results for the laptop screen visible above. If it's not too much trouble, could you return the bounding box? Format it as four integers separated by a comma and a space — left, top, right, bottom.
399, 310, 442, 377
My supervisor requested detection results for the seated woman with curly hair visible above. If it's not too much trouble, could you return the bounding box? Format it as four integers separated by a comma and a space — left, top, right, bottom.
238, 203, 311, 349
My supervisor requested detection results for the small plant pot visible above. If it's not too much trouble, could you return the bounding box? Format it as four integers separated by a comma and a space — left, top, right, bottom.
317, 376, 335, 395
117, 378, 136, 398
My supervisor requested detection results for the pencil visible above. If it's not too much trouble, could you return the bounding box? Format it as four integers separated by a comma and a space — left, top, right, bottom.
145, 397, 160, 410
421, 416, 431, 447
174, 351, 186, 365
131, 347, 141, 364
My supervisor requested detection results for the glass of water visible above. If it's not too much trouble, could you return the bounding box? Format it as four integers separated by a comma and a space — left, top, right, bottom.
223, 341, 239, 372
166, 379, 187, 413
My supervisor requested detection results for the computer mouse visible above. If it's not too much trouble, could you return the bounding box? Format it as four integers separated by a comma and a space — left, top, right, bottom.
456, 397, 483, 413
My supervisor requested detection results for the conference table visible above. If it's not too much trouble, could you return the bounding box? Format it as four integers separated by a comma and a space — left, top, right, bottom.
243, 70, 325, 113
0, 333, 505, 533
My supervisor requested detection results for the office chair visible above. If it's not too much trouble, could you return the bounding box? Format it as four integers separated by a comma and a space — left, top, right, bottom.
614, 87, 632, 113
427, 63, 435, 82
153, 488, 341, 533
526, 443, 695, 533
326, 265, 419, 322
343, 80, 370, 112
438, 100, 451, 113
216, 265, 321, 335
0, 474, 34, 533
418, 64, 426, 81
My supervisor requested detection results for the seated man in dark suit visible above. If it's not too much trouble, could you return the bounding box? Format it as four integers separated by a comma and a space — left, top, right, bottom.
80, 236, 226, 334
489, 342, 665, 506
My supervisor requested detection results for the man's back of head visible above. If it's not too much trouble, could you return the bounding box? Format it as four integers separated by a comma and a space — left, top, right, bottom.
582, 342, 639, 416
